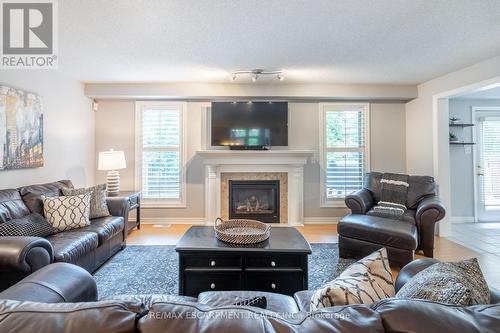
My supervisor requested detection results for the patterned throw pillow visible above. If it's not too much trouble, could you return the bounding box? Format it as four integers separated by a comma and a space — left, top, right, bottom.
396, 258, 490, 306
62, 184, 110, 219
310, 248, 395, 310
42, 194, 91, 232
0, 213, 55, 237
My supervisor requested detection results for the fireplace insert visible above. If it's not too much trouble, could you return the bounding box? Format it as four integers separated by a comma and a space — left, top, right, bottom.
229, 180, 280, 223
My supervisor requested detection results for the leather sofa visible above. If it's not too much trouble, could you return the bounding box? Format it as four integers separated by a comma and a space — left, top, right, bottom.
339, 172, 445, 266
0, 180, 129, 291
0, 259, 499, 332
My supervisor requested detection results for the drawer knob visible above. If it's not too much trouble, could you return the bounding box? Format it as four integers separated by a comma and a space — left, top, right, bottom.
271, 283, 276, 290
210, 283, 216, 289
210, 261, 216, 267
270, 261, 276, 267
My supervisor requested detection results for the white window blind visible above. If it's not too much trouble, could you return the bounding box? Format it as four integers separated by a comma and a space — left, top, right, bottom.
136, 102, 186, 205
320, 104, 369, 205
480, 118, 500, 209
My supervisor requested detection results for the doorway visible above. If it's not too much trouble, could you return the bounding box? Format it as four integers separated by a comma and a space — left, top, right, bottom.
474, 107, 500, 222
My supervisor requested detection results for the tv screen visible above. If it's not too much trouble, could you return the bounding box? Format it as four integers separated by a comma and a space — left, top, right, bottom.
211, 102, 288, 147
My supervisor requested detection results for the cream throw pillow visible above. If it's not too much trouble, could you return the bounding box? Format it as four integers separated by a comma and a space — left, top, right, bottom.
310, 248, 395, 311
42, 193, 91, 232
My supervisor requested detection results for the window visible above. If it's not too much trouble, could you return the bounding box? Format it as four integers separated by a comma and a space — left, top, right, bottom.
135, 101, 186, 207
319, 103, 370, 207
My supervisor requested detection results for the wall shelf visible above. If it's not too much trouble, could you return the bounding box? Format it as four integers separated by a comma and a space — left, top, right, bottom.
449, 142, 476, 145
449, 123, 474, 127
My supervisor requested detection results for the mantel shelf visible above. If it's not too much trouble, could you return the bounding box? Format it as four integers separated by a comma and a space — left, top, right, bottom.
196, 150, 315, 166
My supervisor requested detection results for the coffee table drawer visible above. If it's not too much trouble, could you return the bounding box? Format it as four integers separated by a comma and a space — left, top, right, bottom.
245, 271, 304, 295
184, 271, 242, 296
183, 255, 242, 268
245, 255, 303, 268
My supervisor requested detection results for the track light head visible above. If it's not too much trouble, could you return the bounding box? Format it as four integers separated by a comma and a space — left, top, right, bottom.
232, 74, 237, 81
252, 74, 258, 82
277, 74, 284, 81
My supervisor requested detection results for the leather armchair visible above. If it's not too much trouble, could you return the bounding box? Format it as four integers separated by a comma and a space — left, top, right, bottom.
0, 237, 54, 291
340, 172, 446, 265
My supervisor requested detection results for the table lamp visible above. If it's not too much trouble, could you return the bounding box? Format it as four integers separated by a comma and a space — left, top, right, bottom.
98, 149, 126, 196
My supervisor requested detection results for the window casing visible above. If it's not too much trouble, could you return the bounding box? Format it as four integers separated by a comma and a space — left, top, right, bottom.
135, 101, 187, 207
319, 103, 370, 207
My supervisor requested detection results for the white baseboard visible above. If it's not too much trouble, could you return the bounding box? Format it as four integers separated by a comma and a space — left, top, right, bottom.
138, 217, 206, 225
449, 216, 475, 223
303, 217, 340, 224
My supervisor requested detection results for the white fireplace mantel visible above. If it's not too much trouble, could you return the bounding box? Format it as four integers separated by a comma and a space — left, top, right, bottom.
196, 150, 314, 226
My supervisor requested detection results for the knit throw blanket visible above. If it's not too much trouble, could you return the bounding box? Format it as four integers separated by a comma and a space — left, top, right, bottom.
371, 173, 410, 220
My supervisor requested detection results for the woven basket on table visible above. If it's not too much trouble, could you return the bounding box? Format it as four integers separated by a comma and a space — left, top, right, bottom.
214, 217, 270, 244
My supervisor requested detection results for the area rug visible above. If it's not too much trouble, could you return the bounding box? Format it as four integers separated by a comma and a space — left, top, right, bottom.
93, 243, 353, 299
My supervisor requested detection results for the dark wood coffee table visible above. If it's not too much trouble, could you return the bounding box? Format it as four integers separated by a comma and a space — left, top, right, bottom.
175, 226, 312, 297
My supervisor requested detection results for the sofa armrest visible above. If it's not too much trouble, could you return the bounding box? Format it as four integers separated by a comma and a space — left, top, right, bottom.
395, 258, 439, 292
345, 189, 374, 214
490, 288, 500, 304
0, 237, 53, 291
415, 196, 446, 257
106, 196, 130, 218
0, 262, 97, 303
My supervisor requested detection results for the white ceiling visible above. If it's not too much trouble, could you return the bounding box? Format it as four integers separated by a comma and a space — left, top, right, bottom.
58, 0, 500, 84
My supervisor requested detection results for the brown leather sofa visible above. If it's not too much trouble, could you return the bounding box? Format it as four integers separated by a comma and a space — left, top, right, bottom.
338, 172, 445, 266
0, 180, 129, 291
0, 259, 499, 332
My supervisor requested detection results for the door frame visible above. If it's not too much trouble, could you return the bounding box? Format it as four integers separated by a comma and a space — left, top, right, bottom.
471, 106, 500, 222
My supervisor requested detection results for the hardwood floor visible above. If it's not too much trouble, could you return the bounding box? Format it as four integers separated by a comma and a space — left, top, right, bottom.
127, 224, 500, 290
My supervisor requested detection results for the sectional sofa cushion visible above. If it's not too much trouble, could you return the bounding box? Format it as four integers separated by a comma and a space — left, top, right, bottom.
46, 231, 99, 264
62, 184, 110, 219
396, 258, 490, 306
42, 194, 91, 232
311, 248, 395, 310
0, 189, 31, 223
0, 213, 55, 237
18, 180, 74, 215
68, 216, 124, 245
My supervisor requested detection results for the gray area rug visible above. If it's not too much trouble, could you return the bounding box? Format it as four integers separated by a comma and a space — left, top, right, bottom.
94, 243, 354, 299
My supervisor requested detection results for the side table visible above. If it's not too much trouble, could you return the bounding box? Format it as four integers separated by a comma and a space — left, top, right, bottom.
110, 191, 141, 232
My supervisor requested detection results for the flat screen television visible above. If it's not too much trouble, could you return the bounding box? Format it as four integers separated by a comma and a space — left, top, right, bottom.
211, 102, 288, 149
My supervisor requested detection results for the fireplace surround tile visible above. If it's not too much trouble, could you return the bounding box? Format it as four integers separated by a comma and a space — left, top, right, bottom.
221, 173, 288, 224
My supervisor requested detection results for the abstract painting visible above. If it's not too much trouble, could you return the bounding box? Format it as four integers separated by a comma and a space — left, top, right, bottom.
0, 85, 44, 170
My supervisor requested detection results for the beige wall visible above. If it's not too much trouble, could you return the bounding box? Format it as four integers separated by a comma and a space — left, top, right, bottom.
0, 71, 94, 188
95, 101, 406, 221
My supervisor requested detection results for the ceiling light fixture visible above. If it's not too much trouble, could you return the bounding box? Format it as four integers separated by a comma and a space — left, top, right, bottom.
231, 69, 284, 82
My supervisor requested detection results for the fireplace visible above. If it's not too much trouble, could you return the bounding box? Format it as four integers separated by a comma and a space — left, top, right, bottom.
229, 180, 280, 223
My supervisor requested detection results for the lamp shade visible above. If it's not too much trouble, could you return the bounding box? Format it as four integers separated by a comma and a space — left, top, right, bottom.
98, 150, 126, 171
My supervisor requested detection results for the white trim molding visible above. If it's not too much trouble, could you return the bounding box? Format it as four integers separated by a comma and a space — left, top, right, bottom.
135, 101, 188, 208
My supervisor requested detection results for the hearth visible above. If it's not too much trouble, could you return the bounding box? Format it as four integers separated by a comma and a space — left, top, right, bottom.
229, 180, 280, 223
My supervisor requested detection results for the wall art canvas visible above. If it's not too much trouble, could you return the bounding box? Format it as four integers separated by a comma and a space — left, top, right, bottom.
0, 85, 44, 170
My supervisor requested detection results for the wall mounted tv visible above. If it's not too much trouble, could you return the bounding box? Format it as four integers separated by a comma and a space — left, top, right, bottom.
211, 102, 288, 149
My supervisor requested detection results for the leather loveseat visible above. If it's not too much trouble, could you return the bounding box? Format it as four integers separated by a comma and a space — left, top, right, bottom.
0, 180, 129, 291
338, 172, 446, 266
0, 259, 499, 332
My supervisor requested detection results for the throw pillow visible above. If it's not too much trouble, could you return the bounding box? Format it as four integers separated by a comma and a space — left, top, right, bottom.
233, 296, 267, 309
0, 213, 55, 237
42, 193, 91, 232
310, 248, 395, 311
62, 184, 110, 219
396, 258, 490, 306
